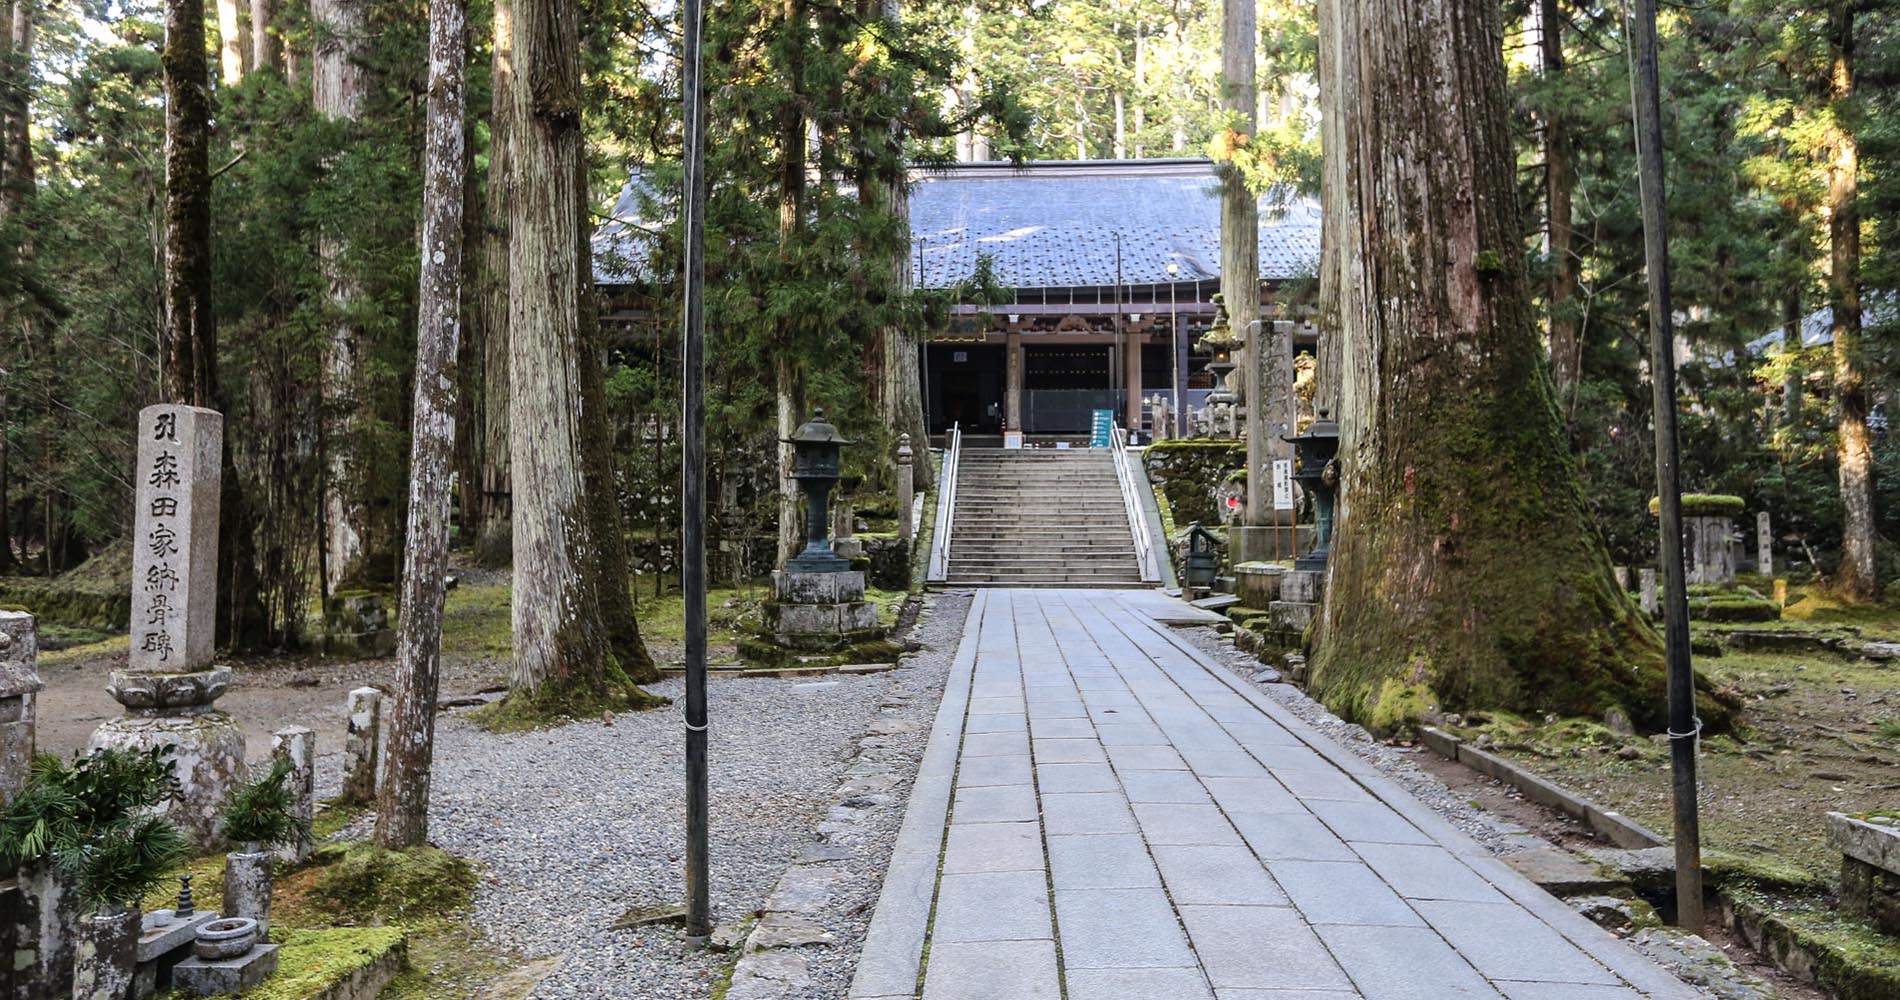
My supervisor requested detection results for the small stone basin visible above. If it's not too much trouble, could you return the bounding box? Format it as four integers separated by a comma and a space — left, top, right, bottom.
194, 917, 259, 960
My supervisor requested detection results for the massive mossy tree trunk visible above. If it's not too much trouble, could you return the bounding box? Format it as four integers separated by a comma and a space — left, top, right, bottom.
505, 0, 640, 704
1311, 0, 1699, 733
314, 0, 373, 593
1826, 1, 1874, 602
0, 0, 25, 572
378, 0, 465, 848
1540, 0, 1579, 419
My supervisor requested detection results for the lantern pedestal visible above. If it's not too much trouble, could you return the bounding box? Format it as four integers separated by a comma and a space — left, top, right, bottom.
764, 570, 882, 652
1268, 568, 1325, 633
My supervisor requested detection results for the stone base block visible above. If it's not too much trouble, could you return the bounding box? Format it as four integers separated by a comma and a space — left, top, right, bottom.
772, 569, 866, 605
173, 943, 278, 996
1230, 525, 1315, 564
768, 600, 880, 640
1233, 563, 1287, 608
1279, 569, 1325, 605
90, 713, 246, 849
73, 909, 139, 1000
832, 538, 864, 560
325, 592, 397, 659
323, 629, 398, 658
1268, 600, 1316, 633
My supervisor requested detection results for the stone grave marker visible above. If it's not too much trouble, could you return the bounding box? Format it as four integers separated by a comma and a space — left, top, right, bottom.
91, 404, 246, 848
1757, 511, 1773, 578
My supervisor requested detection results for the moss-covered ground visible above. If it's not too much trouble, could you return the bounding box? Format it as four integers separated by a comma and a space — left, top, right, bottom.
1444, 585, 1900, 885
148, 809, 535, 1000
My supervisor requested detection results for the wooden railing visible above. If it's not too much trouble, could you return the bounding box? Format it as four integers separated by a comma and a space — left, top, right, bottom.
927, 423, 962, 583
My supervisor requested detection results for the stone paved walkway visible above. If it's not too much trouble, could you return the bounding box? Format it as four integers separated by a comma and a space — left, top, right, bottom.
849, 589, 1700, 1000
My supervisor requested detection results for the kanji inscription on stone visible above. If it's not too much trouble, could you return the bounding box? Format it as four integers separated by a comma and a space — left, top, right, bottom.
130, 404, 222, 672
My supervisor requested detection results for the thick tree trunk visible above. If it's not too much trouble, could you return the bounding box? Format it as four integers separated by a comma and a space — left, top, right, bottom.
1541, 0, 1579, 417
1827, 2, 1873, 601
776, 0, 808, 568
507, 0, 621, 700
217, 0, 245, 85
314, 0, 371, 592
576, 184, 657, 683
477, 0, 514, 548
377, 0, 465, 849
1223, 0, 1281, 526
1311, 0, 1698, 733
250, 0, 276, 74
861, 0, 931, 491
164, 0, 217, 406
0, 2, 19, 571
1313, 0, 1347, 418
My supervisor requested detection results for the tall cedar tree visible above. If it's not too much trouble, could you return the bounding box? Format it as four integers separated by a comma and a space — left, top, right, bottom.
378, 0, 467, 848
1311, 0, 1733, 733
507, 0, 654, 705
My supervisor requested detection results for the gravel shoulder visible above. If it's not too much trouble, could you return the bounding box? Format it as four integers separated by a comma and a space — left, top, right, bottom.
425, 591, 970, 1000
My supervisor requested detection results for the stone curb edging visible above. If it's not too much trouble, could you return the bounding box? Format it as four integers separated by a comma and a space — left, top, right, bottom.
1131, 617, 1702, 1000
1418, 726, 1668, 850
656, 662, 901, 679
843, 590, 984, 1000
715, 592, 985, 1000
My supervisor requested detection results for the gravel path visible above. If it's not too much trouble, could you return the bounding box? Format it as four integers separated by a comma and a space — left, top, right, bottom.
420, 592, 970, 1000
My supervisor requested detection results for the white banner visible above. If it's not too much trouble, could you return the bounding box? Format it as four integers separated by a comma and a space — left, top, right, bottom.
1272, 459, 1295, 510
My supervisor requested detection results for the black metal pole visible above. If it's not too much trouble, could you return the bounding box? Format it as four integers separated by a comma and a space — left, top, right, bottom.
680, 0, 711, 942
1627, 0, 1703, 933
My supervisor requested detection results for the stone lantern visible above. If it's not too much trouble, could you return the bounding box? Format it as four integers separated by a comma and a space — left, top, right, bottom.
763, 410, 883, 654
785, 409, 851, 573
1283, 409, 1340, 571
1197, 296, 1244, 439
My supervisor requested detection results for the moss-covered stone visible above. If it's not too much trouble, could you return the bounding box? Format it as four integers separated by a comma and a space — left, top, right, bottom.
1648, 494, 1746, 518
241, 927, 407, 1000
1143, 441, 1245, 528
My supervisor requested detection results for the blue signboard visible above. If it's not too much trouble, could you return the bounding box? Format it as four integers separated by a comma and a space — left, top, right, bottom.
1090, 409, 1114, 448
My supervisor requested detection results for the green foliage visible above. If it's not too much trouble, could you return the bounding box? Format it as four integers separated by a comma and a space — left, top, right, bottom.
219, 757, 300, 849
0, 747, 187, 912
242, 927, 409, 1000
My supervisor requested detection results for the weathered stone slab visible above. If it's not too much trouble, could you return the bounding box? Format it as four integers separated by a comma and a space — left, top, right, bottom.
173, 943, 279, 995
272, 727, 317, 863
136, 910, 218, 963
90, 713, 246, 848
130, 404, 222, 673
72, 909, 140, 1000
1501, 848, 1623, 896
773, 569, 866, 605
1279, 568, 1324, 604
1, 609, 43, 806
343, 687, 382, 803
1827, 811, 1900, 873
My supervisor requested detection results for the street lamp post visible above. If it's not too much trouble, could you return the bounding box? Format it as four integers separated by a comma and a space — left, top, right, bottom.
679, 0, 711, 942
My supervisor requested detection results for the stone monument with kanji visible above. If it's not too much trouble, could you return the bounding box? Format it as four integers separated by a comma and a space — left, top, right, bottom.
90, 404, 247, 847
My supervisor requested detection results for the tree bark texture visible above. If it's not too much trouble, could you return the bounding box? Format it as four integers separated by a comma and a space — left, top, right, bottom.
377, 0, 466, 849
250, 0, 277, 74
1827, 2, 1873, 601
776, 0, 808, 568
217, 0, 246, 85
576, 182, 657, 684
314, 0, 372, 592
1313, 0, 1348, 419
861, 0, 931, 491
164, 0, 217, 406
1541, 0, 1579, 417
507, 0, 618, 698
477, 0, 515, 547
1311, 0, 1693, 733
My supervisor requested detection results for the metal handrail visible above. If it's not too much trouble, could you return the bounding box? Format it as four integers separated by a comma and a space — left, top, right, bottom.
927, 422, 962, 582
1110, 421, 1161, 583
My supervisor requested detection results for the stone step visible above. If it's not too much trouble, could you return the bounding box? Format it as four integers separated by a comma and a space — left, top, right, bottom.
945, 577, 1147, 587
950, 556, 1139, 566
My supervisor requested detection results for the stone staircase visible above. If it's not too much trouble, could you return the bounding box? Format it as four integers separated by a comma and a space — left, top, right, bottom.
945, 449, 1145, 587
